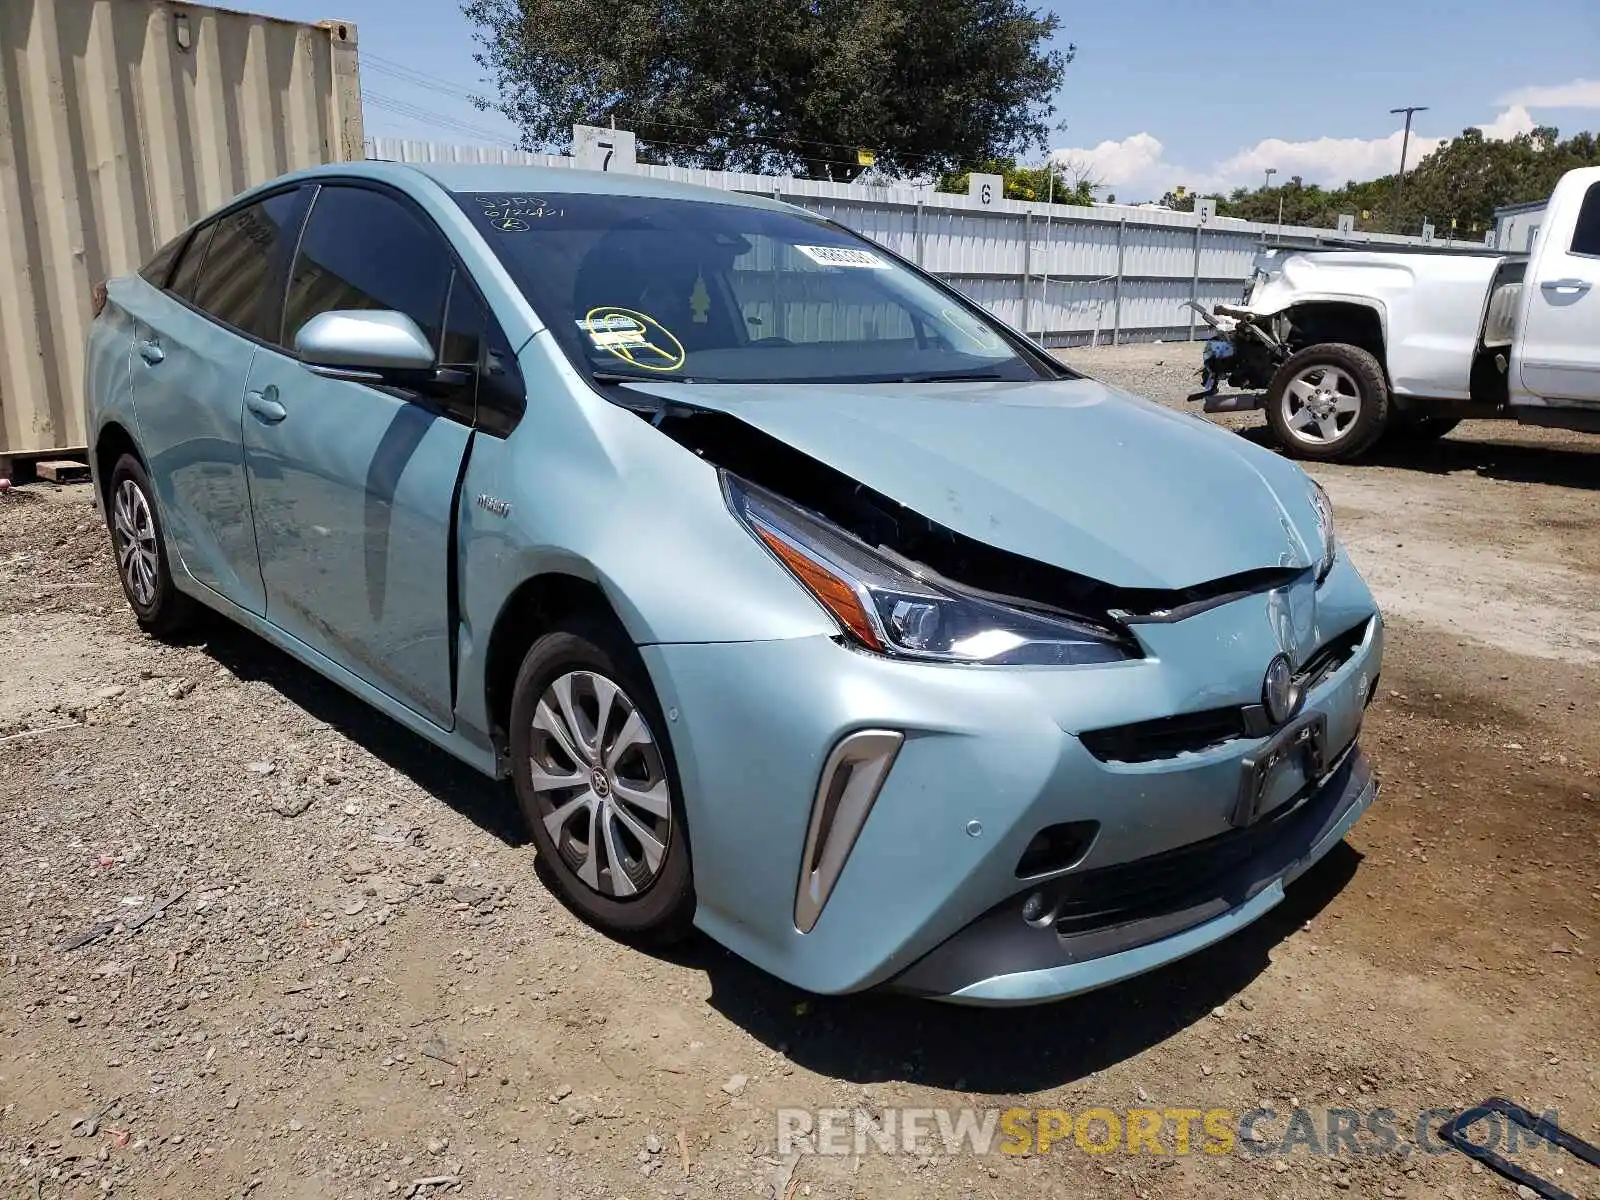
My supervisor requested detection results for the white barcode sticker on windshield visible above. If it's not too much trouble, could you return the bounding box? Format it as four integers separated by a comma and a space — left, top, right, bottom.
795, 244, 890, 269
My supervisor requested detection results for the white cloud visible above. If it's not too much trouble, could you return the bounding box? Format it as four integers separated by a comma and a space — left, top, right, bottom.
1054, 106, 1541, 202
1052, 133, 1165, 186
1477, 104, 1538, 139
1499, 79, 1600, 108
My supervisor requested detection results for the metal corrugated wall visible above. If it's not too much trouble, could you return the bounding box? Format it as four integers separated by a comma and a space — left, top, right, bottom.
0, 0, 362, 458
368, 137, 1483, 348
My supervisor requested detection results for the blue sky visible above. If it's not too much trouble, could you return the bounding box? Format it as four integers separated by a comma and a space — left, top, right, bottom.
262, 0, 1599, 201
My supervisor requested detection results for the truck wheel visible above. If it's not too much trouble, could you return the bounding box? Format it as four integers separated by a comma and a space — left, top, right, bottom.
1266, 344, 1390, 462
1384, 414, 1461, 445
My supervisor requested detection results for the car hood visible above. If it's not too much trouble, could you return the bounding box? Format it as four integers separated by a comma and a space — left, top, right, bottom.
625, 376, 1320, 590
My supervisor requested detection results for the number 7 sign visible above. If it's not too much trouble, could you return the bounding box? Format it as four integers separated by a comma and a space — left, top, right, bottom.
573, 125, 638, 173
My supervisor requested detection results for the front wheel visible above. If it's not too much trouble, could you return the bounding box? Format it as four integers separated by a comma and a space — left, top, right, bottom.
1265, 343, 1390, 462
508, 618, 695, 943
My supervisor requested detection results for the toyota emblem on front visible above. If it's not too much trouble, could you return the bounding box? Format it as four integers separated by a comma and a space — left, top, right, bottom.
1262, 653, 1303, 726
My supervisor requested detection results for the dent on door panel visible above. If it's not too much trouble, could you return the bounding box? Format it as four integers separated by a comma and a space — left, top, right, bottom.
243, 355, 472, 729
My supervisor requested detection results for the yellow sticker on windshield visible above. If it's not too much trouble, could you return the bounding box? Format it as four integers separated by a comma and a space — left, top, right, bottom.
580, 308, 686, 372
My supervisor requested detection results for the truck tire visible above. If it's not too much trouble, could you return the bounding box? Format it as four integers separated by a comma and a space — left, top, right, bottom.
1265, 344, 1390, 462
1384, 414, 1461, 445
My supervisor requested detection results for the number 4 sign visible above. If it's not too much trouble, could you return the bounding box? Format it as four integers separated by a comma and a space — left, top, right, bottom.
573, 125, 637, 173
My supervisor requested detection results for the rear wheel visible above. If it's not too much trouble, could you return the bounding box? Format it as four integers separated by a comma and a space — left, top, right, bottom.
107, 454, 195, 636
1266, 343, 1390, 462
508, 618, 695, 943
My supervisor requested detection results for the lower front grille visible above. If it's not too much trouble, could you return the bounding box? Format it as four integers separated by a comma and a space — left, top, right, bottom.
1039, 792, 1311, 935
1027, 740, 1360, 942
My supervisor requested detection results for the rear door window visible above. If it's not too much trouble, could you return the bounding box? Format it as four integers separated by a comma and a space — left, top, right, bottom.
281, 185, 451, 355
188, 188, 311, 339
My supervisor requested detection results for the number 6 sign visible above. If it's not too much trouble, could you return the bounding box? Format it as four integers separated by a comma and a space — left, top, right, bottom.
969, 173, 1003, 208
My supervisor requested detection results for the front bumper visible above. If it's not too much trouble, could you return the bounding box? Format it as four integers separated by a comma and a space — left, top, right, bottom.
890, 746, 1375, 1004
642, 552, 1382, 1002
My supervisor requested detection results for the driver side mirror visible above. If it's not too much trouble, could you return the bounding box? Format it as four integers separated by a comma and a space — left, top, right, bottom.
293, 309, 439, 386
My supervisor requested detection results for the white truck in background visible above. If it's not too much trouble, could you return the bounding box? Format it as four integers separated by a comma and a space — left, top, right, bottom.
1194, 166, 1600, 461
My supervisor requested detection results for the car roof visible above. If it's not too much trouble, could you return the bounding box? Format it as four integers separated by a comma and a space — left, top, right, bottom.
269, 159, 801, 214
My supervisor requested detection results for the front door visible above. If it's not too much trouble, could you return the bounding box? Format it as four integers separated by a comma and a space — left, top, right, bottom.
242, 184, 474, 728
1518, 176, 1600, 406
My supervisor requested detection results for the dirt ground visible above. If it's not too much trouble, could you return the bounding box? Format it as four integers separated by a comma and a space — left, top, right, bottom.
2, 342, 1596, 1200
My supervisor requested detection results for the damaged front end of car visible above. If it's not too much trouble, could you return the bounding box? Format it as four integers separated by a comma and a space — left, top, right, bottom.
652, 405, 1305, 664
602, 378, 1379, 1002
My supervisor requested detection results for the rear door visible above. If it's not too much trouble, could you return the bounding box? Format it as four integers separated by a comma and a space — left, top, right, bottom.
125, 187, 312, 614
1515, 169, 1600, 406
241, 182, 475, 728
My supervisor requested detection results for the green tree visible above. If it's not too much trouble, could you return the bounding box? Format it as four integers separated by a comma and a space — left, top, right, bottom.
1205, 126, 1599, 236
463, 0, 1072, 180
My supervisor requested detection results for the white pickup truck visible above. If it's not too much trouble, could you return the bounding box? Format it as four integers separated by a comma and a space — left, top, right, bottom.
1195, 165, 1600, 461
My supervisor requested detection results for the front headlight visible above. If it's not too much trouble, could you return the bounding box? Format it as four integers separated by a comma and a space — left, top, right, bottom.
1309, 479, 1336, 582
724, 474, 1132, 666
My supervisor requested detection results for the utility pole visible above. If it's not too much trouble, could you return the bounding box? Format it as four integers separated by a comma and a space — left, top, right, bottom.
1389, 105, 1428, 221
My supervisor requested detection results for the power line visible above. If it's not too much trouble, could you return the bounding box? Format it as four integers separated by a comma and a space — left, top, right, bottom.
364, 54, 485, 104
365, 91, 518, 145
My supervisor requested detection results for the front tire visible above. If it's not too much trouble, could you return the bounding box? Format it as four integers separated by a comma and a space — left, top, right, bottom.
508, 618, 695, 943
107, 453, 195, 636
1266, 343, 1390, 462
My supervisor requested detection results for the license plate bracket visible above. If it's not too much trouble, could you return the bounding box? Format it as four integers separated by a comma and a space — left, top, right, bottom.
1230, 710, 1328, 828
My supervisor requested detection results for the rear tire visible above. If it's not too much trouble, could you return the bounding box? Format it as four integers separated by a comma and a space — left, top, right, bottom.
107, 453, 195, 636
508, 617, 695, 944
1266, 343, 1390, 462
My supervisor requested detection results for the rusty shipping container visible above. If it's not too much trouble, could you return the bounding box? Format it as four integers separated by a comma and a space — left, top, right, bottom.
0, 0, 363, 462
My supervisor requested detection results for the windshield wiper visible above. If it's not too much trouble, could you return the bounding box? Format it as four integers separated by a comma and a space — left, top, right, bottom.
897, 370, 1007, 383
592, 370, 722, 385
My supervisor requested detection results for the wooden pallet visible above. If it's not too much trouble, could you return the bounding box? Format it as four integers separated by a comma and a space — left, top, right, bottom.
0, 449, 90, 484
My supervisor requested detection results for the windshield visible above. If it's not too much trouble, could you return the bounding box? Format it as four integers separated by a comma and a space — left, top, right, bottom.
452, 190, 1060, 385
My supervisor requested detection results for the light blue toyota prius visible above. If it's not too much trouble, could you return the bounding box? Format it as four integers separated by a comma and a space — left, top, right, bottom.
85, 161, 1382, 1004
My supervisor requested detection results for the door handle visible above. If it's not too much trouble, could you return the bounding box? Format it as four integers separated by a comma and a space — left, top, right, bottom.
1540, 278, 1592, 296
137, 338, 165, 365
245, 385, 287, 423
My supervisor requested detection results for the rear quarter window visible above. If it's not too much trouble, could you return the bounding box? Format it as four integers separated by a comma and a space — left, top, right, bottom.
139, 231, 189, 289
167, 224, 213, 302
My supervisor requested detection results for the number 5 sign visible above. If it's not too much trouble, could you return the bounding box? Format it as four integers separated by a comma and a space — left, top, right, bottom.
573, 125, 637, 173
968, 172, 1003, 207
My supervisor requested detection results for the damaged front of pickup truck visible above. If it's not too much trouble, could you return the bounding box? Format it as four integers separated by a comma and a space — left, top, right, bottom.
1188, 245, 1523, 461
